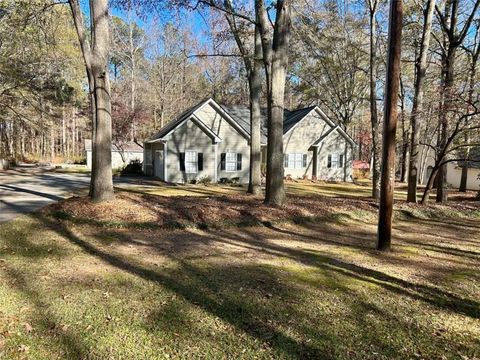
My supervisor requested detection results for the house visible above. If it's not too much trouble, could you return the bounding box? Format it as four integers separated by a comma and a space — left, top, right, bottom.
422, 146, 480, 190
84, 139, 144, 170
143, 98, 356, 184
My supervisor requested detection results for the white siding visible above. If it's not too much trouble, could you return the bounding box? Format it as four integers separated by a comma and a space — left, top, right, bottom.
86, 150, 143, 170
165, 118, 215, 183
195, 103, 250, 183
283, 111, 353, 181
317, 131, 353, 181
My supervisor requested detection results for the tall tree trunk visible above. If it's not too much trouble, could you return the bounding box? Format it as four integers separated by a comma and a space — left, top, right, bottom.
407, 0, 435, 202
129, 17, 136, 142
399, 76, 408, 183
62, 107, 66, 158
459, 38, 479, 191
263, 0, 291, 206
368, 0, 381, 199
223, 0, 262, 195
436, 46, 456, 203
69, 0, 113, 202
256, 0, 273, 200
459, 131, 470, 192
377, 0, 403, 251
248, 28, 263, 195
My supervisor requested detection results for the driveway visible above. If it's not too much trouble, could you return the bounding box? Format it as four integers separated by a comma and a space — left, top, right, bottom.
0, 166, 92, 223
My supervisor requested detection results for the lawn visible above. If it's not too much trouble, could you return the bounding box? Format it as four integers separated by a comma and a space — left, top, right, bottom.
0, 182, 479, 359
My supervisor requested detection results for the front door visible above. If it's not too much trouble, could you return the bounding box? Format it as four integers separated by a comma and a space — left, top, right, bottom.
154, 150, 164, 180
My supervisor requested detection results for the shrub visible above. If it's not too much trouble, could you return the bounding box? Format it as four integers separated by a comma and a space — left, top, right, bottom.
231, 177, 240, 184
219, 177, 231, 184
73, 156, 87, 165
121, 159, 143, 175
197, 175, 212, 185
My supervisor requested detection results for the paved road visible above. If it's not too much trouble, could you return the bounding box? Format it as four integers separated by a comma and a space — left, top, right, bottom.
0, 167, 92, 223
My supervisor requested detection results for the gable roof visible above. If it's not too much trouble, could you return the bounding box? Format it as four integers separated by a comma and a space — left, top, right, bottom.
146, 98, 250, 143
146, 99, 356, 147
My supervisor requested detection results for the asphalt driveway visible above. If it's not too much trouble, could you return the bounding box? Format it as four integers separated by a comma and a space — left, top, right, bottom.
0, 166, 92, 223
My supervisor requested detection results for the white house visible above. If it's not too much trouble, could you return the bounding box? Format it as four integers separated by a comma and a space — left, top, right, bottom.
143, 98, 356, 184
84, 139, 144, 170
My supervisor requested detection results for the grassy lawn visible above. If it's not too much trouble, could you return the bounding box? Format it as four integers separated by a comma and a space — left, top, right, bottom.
0, 182, 479, 359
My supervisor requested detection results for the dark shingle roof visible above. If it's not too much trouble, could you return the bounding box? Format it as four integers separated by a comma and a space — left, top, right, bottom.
220, 105, 317, 144
220, 105, 268, 143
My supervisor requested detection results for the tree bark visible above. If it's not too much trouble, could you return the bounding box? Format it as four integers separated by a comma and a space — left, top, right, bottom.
262, 0, 291, 206
459, 35, 479, 192
407, 0, 435, 202
248, 28, 263, 195
368, 0, 381, 200
69, 0, 113, 202
223, 0, 262, 195
434, 0, 480, 202
377, 0, 403, 251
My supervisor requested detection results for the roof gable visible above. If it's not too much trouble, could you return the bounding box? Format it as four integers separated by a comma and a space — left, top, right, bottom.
145, 100, 356, 147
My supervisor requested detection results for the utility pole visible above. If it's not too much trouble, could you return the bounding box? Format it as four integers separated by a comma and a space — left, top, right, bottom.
377, 0, 403, 251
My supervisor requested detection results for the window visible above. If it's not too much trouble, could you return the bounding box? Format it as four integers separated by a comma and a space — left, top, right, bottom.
327, 154, 344, 169
185, 151, 197, 174
225, 152, 237, 172
221, 152, 242, 171
285, 153, 305, 169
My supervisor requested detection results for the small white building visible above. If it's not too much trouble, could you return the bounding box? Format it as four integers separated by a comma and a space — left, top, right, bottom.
422, 146, 480, 191
84, 139, 144, 170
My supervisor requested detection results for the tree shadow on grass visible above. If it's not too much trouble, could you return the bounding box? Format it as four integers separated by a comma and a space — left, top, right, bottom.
31, 213, 331, 359
212, 226, 480, 320
1, 265, 88, 358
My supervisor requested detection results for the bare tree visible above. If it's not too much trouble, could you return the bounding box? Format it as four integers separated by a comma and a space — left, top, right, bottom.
366, 0, 381, 200
223, 0, 263, 195
377, 0, 403, 251
407, 0, 436, 202
69, 0, 114, 202
459, 21, 480, 192
434, 0, 480, 203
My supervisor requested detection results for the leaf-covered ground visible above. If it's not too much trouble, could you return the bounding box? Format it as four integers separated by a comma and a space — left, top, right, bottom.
1, 182, 479, 359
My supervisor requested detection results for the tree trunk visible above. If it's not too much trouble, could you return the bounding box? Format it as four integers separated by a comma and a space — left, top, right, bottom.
223, 0, 262, 195
377, 0, 403, 251
460, 42, 479, 192
459, 132, 470, 192
264, 0, 291, 206
69, 0, 113, 202
255, 0, 273, 200
248, 27, 263, 195
399, 77, 408, 183
368, 1, 381, 199
407, 0, 435, 202
436, 46, 456, 203
129, 18, 136, 142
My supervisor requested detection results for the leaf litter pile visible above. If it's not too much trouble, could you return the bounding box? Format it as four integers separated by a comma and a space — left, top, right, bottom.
43, 189, 480, 229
